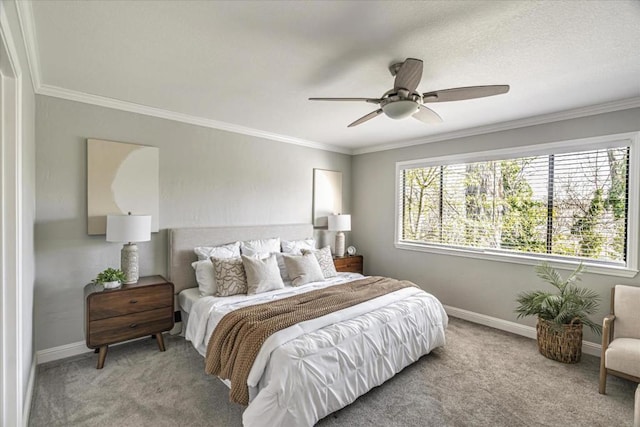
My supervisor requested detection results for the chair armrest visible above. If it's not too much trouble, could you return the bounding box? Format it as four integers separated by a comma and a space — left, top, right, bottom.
601, 314, 616, 352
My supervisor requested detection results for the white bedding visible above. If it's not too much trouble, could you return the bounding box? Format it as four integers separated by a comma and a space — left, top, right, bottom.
184, 273, 448, 427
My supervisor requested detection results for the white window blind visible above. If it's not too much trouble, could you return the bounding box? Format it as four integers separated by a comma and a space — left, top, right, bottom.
396, 135, 638, 272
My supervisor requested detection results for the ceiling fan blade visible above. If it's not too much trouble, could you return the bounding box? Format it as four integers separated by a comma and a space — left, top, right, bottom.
422, 85, 510, 103
309, 97, 381, 104
413, 105, 443, 124
347, 109, 383, 127
394, 58, 423, 93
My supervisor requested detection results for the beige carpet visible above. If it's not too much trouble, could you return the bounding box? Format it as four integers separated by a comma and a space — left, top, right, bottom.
29, 318, 636, 426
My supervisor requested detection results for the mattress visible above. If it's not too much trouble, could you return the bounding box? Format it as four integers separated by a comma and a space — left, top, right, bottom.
178, 287, 201, 315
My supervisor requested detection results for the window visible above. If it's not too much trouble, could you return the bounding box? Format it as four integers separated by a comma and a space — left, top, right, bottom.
395, 133, 639, 276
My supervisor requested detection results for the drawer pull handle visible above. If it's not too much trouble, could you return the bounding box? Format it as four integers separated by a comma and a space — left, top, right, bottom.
129, 323, 138, 328
130, 300, 138, 304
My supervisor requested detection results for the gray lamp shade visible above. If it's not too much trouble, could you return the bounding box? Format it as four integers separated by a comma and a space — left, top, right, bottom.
106, 214, 152, 243
328, 214, 351, 232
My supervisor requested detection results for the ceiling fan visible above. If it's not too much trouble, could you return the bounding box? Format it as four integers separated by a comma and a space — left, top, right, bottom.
309, 58, 509, 128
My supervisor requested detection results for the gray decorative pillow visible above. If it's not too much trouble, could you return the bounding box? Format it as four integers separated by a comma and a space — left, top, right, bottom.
275, 253, 291, 282
282, 253, 325, 287
242, 253, 285, 295
211, 257, 247, 296
302, 246, 337, 279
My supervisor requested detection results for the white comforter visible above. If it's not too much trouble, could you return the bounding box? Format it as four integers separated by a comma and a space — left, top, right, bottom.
185, 273, 448, 427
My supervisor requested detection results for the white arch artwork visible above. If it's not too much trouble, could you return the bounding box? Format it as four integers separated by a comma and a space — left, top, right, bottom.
87, 139, 159, 234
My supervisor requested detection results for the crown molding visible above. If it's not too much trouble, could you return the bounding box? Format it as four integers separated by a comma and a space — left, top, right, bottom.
37, 84, 351, 154
14, 1, 349, 155
30, 83, 640, 158
15, 0, 40, 91
13, 1, 640, 157
352, 97, 640, 155
24, 82, 640, 160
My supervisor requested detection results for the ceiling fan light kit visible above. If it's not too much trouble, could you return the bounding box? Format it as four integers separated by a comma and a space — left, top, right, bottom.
381, 100, 419, 119
309, 58, 509, 127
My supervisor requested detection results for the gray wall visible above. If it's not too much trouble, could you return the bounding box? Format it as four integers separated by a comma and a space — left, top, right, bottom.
3, 0, 37, 415
33, 92, 640, 350
352, 107, 640, 344
35, 95, 351, 350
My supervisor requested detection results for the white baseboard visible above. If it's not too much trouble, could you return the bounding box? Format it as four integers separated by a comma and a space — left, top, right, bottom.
23, 357, 36, 426
444, 305, 602, 358
36, 340, 93, 365
582, 341, 601, 358
36, 335, 153, 365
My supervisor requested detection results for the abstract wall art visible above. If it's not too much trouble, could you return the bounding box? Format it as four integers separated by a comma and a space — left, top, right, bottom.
87, 139, 159, 235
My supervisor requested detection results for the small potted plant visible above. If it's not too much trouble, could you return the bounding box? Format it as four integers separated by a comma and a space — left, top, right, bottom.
93, 267, 126, 289
515, 262, 601, 363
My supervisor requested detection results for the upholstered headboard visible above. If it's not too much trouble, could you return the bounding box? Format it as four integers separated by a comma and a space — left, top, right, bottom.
167, 224, 314, 295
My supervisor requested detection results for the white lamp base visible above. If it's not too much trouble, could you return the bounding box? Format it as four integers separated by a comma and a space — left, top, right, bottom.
121, 243, 139, 284
334, 231, 346, 257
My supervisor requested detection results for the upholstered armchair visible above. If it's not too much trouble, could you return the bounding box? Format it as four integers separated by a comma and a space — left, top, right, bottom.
599, 285, 640, 395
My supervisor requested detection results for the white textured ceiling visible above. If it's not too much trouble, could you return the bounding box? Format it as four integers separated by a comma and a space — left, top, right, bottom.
26, 0, 640, 152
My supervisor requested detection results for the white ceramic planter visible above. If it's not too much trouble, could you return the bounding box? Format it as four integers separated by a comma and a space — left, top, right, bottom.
103, 280, 122, 290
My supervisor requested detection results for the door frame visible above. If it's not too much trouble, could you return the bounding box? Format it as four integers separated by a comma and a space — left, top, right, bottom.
0, 5, 24, 426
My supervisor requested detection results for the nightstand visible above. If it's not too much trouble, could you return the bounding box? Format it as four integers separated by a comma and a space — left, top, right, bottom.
84, 275, 174, 369
333, 255, 363, 275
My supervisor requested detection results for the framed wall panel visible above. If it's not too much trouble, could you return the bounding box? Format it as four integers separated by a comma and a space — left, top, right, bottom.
312, 169, 342, 228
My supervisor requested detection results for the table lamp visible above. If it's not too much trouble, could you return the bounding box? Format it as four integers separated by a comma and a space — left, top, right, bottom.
328, 214, 351, 257
106, 213, 152, 284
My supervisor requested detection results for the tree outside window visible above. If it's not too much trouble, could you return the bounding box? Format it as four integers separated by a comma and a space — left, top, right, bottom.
400, 146, 629, 266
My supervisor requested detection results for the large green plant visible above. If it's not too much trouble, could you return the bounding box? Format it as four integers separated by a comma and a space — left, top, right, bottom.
515, 263, 602, 334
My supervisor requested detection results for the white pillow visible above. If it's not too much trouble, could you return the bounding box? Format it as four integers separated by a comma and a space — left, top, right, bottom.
242, 254, 285, 295
191, 260, 216, 296
194, 241, 240, 261
281, 238, 316, 254
282, 253, 325, 287
240, 237, 281, 257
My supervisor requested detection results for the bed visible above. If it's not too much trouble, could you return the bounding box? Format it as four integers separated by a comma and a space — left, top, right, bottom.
167, 224, 448, 427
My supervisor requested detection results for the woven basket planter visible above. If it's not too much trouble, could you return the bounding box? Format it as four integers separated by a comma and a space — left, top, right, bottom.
536, 318, 583, 363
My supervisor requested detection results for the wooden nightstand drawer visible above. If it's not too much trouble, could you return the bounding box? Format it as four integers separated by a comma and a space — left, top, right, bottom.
333, 255, 363, 274
88, 283, 173, 321
88, 306, 174, 347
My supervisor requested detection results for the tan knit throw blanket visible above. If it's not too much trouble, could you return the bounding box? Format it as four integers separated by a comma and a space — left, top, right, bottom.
205, 276, 416, 405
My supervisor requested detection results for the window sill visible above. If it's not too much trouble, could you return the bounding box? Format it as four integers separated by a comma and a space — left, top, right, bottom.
394, 241, 638, 278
